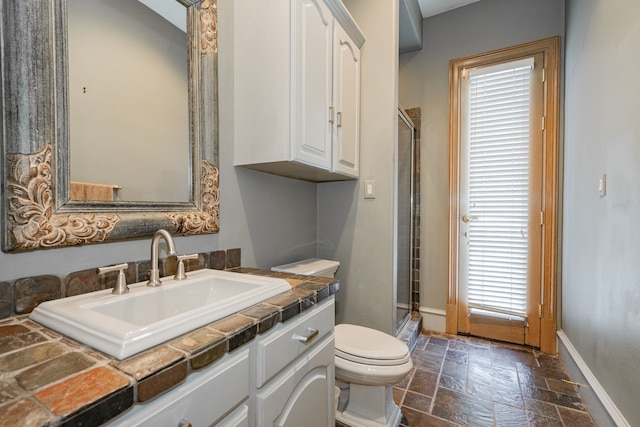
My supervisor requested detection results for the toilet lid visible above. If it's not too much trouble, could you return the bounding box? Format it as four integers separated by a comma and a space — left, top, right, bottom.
271, 258, 339, 276
335, 324, 410, 366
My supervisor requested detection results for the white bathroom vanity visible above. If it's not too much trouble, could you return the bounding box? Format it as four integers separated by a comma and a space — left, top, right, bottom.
105, 297, 336, 426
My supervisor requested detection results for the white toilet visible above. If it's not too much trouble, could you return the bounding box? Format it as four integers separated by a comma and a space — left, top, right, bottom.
272, 258, 413, 427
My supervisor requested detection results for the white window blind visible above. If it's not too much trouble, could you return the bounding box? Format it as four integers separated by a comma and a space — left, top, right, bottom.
466, 58, 534, 319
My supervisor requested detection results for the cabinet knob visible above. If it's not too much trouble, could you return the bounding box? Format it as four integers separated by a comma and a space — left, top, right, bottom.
178, 420, 192, 427
293, 328, 319, 345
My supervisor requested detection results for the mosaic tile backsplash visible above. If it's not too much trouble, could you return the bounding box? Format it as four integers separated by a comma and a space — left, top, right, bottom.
0, 248, 241, 320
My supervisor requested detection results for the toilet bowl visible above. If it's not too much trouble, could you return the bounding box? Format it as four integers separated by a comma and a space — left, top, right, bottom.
334, 323, 412, 427
272, 258, 413, 427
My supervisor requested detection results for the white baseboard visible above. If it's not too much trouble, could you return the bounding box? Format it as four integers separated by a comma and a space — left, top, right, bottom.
557, 330, 629, 427
419, 306, 446, 333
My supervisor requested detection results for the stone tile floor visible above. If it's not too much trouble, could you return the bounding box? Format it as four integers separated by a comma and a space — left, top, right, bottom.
394, 332, 597, 426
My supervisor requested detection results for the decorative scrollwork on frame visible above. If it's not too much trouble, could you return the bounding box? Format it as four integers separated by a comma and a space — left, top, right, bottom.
6, 145, 120, 251
200, 0, 218, 55
166, 161, 219, 234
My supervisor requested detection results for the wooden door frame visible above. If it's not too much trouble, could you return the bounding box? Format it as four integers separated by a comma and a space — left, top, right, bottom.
446, 37, 560, 354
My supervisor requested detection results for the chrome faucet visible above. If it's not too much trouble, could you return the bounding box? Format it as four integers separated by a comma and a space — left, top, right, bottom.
147, 229, 177, 287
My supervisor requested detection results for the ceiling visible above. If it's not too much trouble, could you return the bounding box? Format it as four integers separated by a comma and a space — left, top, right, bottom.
399, 0, 484, 53
417, 0, 483, 18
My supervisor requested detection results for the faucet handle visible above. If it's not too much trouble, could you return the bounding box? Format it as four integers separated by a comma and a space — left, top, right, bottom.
175, 254, 199, 280
97, 263, 129, 295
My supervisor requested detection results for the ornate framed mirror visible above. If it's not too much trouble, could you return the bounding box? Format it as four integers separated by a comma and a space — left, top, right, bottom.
1, 0, 219, 252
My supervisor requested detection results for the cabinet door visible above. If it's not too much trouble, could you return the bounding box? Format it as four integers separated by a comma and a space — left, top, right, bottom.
234, 0, 292, 166
292, 0, 333, 170
332, 22, 361, 177
256, 334, 335, 427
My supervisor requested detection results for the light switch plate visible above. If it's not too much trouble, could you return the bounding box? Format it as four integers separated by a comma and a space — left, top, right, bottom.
364, 180, 376, 199
598, 174, 606, 197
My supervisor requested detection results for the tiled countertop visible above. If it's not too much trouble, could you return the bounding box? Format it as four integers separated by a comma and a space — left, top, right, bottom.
0, 268, 338, 427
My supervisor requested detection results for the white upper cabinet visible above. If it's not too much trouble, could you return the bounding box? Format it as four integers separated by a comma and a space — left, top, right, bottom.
234, 0, 365, 182
332, 22, 360, 178
292, 0, 333, 171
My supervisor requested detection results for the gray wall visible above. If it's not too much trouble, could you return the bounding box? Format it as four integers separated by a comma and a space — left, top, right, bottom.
318, 0, 399, 334
398, 0, 565, 311
563, 0, 640, 424
0, 0, 318, 282
1, 0, 401, 339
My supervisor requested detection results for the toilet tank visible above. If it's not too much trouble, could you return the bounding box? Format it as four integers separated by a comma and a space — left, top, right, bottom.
271, 258, 340, 278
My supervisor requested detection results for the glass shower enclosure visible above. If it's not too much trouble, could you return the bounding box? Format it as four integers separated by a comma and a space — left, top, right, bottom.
395, 107, 416, 335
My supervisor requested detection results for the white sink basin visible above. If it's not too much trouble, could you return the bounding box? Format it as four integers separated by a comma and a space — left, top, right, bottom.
30, 269, 291, 360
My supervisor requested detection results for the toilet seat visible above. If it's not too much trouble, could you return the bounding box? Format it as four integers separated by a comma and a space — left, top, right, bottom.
335, 354, 412, 386
336, 349, 411, 366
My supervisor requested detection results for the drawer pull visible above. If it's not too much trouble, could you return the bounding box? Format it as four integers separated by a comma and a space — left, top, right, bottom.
293, 328, 319, 344
178, 420, 192, 427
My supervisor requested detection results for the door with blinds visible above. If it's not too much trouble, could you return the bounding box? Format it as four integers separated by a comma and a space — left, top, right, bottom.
456, 54, 544, 346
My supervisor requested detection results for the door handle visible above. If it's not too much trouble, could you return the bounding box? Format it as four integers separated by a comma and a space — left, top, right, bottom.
462, 214, 479, 223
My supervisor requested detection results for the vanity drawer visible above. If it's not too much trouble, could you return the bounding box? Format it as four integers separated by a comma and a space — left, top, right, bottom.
254, 296, 335, 388
106, 349, 249, 426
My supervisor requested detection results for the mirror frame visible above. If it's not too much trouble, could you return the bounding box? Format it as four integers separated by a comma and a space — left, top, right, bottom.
1, 0, 219, 252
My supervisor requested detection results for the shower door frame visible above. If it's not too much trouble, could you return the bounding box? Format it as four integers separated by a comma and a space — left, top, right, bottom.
394, 107, 417, 336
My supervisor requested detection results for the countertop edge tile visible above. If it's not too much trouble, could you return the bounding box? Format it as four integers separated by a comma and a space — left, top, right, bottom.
188, 339, 228, 371
59, 385, 135, 427
34, 365, 131, 416
136, 360, 189, 403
